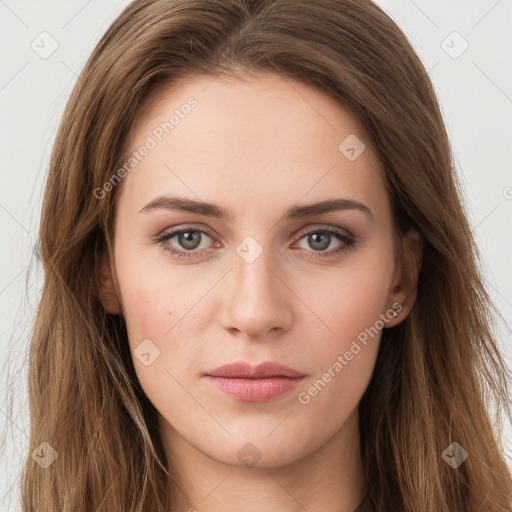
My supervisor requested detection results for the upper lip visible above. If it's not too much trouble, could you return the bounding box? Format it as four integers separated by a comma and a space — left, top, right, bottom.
204, 361, 306, 379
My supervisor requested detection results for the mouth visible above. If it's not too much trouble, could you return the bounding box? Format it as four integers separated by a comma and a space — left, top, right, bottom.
204, 375, 306, 402
203, 361, 307, 402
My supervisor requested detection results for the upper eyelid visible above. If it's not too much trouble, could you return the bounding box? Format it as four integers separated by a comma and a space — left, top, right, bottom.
157, 224, 353, 245
156, 223, 354, 238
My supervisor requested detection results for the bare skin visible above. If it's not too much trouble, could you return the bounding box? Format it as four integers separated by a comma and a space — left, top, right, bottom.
100, 71, 422, 512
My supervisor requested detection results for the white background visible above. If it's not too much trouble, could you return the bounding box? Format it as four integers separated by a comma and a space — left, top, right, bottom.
0, 1, 511, 509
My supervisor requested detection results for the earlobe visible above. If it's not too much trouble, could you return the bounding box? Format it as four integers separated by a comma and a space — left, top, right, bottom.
98, 257, 122, 315
386, 229, 423, 327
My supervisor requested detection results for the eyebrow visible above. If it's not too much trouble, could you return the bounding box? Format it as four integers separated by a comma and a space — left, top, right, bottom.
138, 196, 374, 221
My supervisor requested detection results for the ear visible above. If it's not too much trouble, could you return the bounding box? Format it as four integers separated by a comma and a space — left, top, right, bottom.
98, 255, 122, 315
385, 228, 423, 327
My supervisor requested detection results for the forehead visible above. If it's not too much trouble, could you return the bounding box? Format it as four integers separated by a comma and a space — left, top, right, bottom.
116, 72, 390, 220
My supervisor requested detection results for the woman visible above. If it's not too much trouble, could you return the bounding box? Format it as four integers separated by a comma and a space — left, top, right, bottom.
21, 0, 511, 510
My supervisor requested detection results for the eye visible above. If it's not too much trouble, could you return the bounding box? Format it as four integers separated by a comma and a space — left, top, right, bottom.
152, 225, 355, 260
153, 226, 218, 259
292, 226, 355, 259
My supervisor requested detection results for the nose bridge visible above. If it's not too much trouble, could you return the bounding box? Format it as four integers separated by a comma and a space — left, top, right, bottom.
234, 236, 275, 297
220, 233, 291, 337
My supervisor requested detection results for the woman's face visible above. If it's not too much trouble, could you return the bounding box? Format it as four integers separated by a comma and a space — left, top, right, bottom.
102, 72, 420, 468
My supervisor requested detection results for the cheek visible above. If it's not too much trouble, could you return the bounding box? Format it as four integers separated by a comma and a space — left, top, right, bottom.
118, 271, 169, 343
114, 258, 197, 417
291, 250, 393, 406
113, 231, 194, 342
293, 287, 386, 428
298, 254, 393, 346
113, 242, 214, 390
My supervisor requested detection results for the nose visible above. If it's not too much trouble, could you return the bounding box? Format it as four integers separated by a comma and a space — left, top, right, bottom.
219, 242, 293, 340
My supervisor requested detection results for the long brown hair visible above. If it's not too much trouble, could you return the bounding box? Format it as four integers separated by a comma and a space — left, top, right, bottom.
18, 0, 511, 510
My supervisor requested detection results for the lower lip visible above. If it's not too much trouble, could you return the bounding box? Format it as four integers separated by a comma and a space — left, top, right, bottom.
204, 375, 306, 402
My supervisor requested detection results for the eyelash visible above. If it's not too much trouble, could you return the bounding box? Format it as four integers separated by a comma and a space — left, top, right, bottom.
153, 227, 355, 259
153, 225, 355, 260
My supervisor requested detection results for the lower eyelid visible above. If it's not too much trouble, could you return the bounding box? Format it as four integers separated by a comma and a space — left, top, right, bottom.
156, 227, 354, 257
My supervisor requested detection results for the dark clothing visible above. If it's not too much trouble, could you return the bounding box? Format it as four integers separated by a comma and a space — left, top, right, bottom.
354, 494, 375, 511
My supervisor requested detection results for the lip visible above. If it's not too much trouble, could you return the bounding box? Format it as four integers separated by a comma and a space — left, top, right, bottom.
203, 361, 307, 402
204, 361, 306, 379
